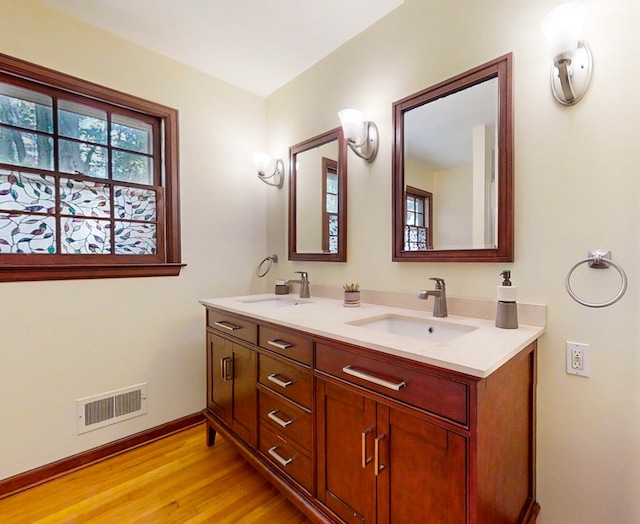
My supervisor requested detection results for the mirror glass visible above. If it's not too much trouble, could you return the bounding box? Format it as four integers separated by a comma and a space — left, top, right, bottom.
393, 54, 513, 262
289, 127, 347, 261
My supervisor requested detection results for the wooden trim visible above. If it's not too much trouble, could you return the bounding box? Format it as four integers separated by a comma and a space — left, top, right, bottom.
289, 127, 347, 262
0, 412, 204, 500
0, 262, 185, 282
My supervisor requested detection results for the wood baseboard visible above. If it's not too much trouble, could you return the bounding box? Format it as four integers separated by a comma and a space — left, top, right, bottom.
0, 412, 204, 500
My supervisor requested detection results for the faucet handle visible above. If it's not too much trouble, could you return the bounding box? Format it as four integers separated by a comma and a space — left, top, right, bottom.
295, 271, 308, 279
429, 277, 445, 289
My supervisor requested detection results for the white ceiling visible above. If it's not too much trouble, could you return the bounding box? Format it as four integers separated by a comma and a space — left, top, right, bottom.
39, 0, 404, 97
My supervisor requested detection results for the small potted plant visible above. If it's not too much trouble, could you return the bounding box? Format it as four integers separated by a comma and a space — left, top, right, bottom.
343, 283, 361, 307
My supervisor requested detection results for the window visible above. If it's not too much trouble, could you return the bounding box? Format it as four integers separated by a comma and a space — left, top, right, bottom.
321, 157, 338, 253
404, 186, 433, 251
0, 53, 182, 282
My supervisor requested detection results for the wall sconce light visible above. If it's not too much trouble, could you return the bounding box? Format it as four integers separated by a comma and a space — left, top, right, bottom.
252, 152, 284, 188
338, 108, 379, 162
541, 2, 592, 106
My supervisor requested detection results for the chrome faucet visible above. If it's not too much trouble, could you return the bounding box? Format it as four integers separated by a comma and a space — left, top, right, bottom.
418, 277, 447, 317
289, 271, 310, 298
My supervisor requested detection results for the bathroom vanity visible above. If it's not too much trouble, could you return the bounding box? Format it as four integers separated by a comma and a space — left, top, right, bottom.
200, 294, 543, 523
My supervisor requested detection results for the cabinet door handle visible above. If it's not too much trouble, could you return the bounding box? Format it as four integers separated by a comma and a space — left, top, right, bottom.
267, 339, 292, 350
268, 410, 294, 427
267, 373, 293, 388
374, 433, 386, 476
268, 445, 293, 467
214, 320, 242, 331
361, 427, 373, 468
343, 365, 407, 391
221, 357, 233, 381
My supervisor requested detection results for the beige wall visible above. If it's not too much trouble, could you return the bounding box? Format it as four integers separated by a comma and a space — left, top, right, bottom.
266, 0, 640, 522
0, 0, 268, 480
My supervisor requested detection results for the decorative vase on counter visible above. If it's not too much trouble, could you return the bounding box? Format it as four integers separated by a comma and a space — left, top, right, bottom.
343, 283, 360, 307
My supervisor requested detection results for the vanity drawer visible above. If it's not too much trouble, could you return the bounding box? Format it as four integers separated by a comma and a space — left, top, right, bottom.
315, 343, 468, 425
259, 423, 312, 493
259, 325, 312, 366
207, 310, 257, 345
258, 354, 312, 410
258, 390, 311, 453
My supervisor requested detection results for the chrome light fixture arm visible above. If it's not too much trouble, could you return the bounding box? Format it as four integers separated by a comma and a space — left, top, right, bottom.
346, 121, 379, 163
550, 42, 592, 106
257, 158, 285, 188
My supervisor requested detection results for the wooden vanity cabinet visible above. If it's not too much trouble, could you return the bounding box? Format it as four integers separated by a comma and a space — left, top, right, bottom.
315, 340, 538, 524
203, 305, 539, 524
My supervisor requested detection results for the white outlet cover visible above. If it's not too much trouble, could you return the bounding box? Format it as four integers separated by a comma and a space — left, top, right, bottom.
566, 341, 590, 377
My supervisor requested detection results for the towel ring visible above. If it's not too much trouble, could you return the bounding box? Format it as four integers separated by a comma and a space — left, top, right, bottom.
565, 250, 627, 308
256, 254, 278, 278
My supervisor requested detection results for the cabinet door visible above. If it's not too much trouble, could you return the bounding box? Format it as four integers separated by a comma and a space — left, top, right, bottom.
229, 342, 256, 444
207, 332, 232, 420
206, 332, 256, 445
316, 380, 376, 524
378, 406, 467, 524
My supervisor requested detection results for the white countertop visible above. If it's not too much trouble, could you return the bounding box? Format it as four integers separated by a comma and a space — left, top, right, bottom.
200, 293, 545, 379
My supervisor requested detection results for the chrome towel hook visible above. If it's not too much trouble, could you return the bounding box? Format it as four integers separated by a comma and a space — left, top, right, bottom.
565, 250, 627, 308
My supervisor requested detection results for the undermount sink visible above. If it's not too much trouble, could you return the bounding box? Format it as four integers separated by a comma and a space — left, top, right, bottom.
348, 314, 477, 343
239, 297, 312, 308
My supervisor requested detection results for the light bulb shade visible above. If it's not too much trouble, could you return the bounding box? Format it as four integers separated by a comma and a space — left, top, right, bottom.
338, 108, 364, 141
541, 2, 586, 60
252, 152, 272, 174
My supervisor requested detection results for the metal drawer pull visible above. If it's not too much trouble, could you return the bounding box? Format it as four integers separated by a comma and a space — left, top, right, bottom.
361, 427, 373, 468
267, 339, 293, 350
268, 410, 294, 427
214, 320, 242, 331
220, 357, 233, 381
267, 373, 293, 388
343, 365, 406, 391
268, 445, 293, 467
374, 433, 386, 476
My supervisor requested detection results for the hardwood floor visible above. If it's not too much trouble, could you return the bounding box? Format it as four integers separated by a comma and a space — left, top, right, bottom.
0, 424, 312, 523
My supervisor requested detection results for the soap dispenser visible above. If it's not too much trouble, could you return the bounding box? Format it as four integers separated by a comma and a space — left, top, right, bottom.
496, 270, 518, 329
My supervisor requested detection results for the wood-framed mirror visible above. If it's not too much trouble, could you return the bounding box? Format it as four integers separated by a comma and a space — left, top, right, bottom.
289, 127, 347, 261
392, 53, 513, 262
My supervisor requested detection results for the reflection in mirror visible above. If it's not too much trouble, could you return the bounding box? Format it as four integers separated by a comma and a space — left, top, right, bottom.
393, 54, 513, 262
289, 128, 347, 261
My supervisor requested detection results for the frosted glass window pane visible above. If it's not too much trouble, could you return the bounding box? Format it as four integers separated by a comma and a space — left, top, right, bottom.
0, 82, 53, 132
406, 197, 415, 211
0, 128, 54, 170
58, 100, 107, 144
114, 221, 156, 255
60, 178, 111, 218
326, 173, 338, 194
416, 199, 424, 213
329, 214, 338, 236
326, 194, 338, 214
59, 139, 107, 178
0, 212, 56, 253
112, 150, 152, 185
0, 170, 55, 212
114, 186, 156, 221
111, 114, 152, 154
329, 236, 338, 254
62, 217, 111, 254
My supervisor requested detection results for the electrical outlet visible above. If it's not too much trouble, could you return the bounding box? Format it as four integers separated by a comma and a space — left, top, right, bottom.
566, 341, 590, 377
